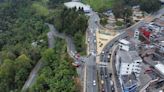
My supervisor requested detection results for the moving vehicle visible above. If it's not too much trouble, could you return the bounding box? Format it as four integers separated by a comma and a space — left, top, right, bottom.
101, 80, 104, 84
107, 55, 110, 59
93, 80, 96, 86
102, 88, 105, 92
110, 80, 114, 86
88, 38, 90, 42
72, 62, 80, 67
101, 51, 105, 54
94, 40, 96, 43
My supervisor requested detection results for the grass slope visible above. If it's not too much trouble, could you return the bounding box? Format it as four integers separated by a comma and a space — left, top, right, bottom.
82, 0, 114, 11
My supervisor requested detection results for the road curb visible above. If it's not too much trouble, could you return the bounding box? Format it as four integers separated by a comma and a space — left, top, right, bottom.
83, 65, 87, 92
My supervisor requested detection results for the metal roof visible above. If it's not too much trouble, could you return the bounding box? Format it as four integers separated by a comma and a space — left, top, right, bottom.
155, 63, 164, 75
119, 39, 130, 45
118, 50, 142, 63
121, 73, 137, 88
64, 2, 91, 12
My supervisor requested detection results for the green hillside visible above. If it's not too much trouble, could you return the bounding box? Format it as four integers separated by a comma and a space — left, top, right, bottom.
82, 0, 114, 12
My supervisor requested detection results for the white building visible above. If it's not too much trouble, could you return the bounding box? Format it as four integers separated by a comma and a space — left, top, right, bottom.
155, 63, 164, 76
64, 1, 92, 13
160, 0, 164, 4
116, 50, 142, 77
132, 5, 144, 22
159, 41, 164, 53
119, 39, 130, 51
152, 41, 164, 53
134, 29, 140, 40
148, 22, 161, 33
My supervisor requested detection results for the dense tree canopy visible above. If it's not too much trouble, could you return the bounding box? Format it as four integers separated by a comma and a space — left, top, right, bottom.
122, 0, 140, 6
48, 7, 88, 55
30, 39, 78, 92
0, 0, 84, 91
112, 0, 125, 19
140, 0, 161, 13
112, 0, 132, 21
0, 0, 48, 91
112, 0, 161, 27
48, 0, 70, 8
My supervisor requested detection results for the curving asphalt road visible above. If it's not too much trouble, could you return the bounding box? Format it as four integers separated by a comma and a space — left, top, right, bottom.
45, 23, 76, 58
22, 23, 85, 92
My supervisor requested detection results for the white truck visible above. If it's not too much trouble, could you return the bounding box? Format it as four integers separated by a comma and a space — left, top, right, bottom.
110, 80, 114, 86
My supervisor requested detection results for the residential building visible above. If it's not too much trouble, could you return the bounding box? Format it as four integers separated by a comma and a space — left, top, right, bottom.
129, 38, 141, 51
121, 73, 138, 92
119, 39, 130, 51
64, 1, 92, 13
132, 5, 144, 22
155, 63, 164, 76
134, 29, 140, 40
116, 50, 142, 77
116, 50, 142, 92
159, 41, 164, 53
160, 0, 164, 4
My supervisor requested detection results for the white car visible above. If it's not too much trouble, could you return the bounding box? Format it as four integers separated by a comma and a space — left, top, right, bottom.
110, 80, 114, 86
94, 40, 96, 43
91, 29, 93, 33
93, 80, 96, 86
91, 52, 96, 56
107, 55, 110, 59
88, 38, 90, 42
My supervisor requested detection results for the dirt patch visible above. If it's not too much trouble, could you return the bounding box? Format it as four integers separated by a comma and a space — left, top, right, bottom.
74, 77, 83, 92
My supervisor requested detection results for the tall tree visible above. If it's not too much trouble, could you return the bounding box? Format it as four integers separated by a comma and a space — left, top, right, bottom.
123, 6, 132, 26
112, 1, 132, 20
112, 1, 125, 19
140, 0, 161, 13
0, 59, 15, 92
